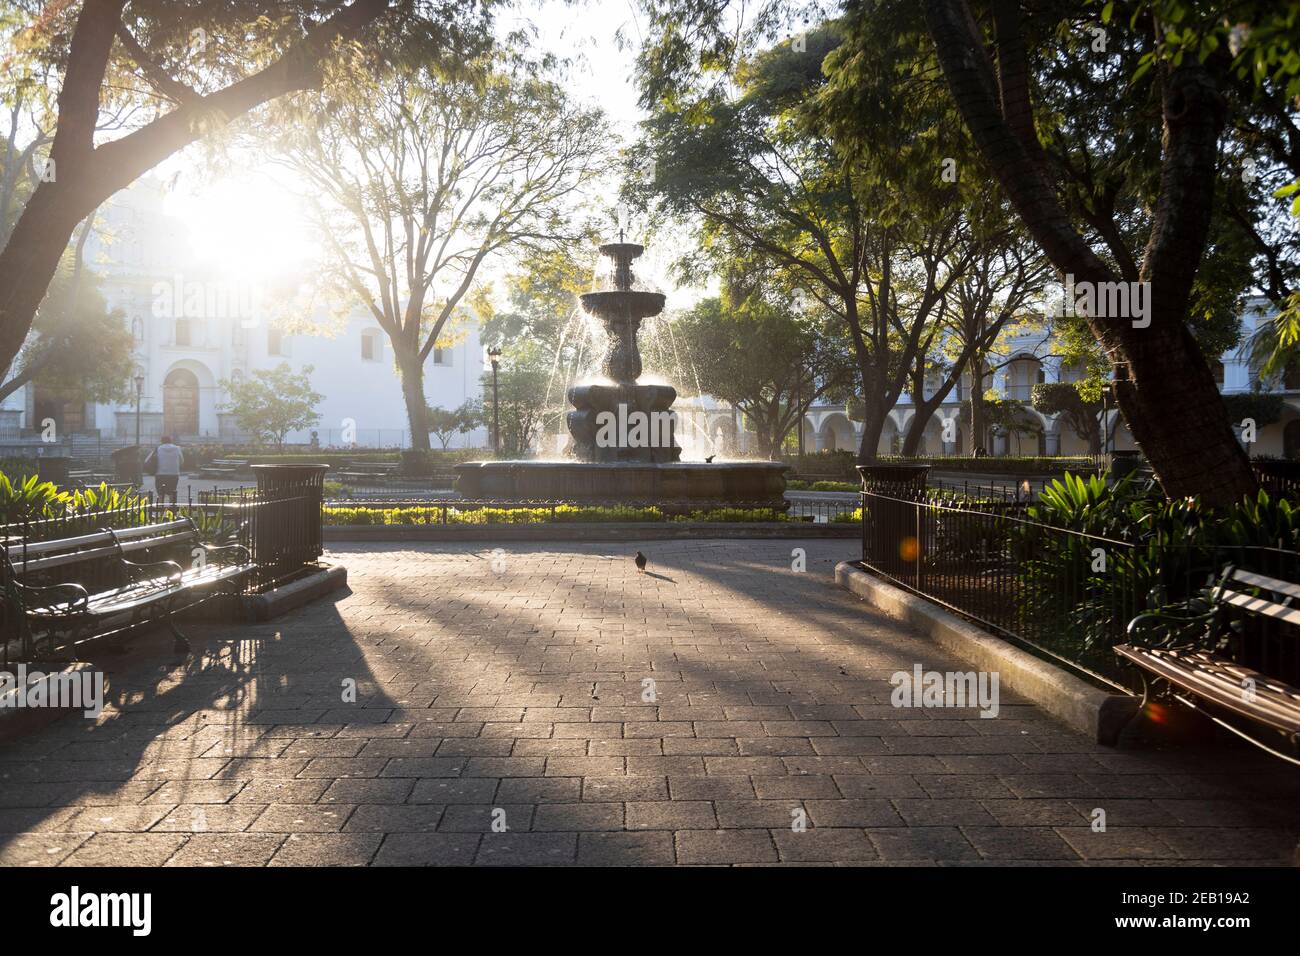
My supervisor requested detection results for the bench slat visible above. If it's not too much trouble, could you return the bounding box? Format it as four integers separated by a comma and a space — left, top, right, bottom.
24, 563, 252, 618
9, 542, 121, 573
1226, 567, 1300, 601
5, 530, 115, 560
1116, 645, 1300, 735
1218, 589, 1300, 627
113, 520, 192, 540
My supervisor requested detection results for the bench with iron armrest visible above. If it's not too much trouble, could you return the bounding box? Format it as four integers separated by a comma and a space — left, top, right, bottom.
1115, 565, 1300, 765
2, 518, 252, 657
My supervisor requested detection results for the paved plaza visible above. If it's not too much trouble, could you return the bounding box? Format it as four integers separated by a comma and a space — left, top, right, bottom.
2, 539, 1298, 866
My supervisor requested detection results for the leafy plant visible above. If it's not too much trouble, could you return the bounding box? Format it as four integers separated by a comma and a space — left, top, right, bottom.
0, 471, 69, 523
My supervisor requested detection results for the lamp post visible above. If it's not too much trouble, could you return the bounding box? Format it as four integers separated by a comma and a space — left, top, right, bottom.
133, 372, 145, 482
487, 346, 502, 456
796, 365, 806, 459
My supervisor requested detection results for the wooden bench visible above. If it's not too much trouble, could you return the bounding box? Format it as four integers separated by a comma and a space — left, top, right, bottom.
1, 518, 253, 657
1115, 565, 1300, 764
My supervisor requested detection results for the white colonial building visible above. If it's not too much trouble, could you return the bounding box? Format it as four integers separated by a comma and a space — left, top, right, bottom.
0, 178, 488, 450
800, 298, 1300, 460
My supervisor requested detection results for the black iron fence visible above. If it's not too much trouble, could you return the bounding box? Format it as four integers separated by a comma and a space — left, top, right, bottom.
858, 489, 1300, 690
1, 476, 328, 658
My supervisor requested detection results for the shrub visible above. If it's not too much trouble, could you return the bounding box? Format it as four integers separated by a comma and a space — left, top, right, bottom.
321, 503, 797, 526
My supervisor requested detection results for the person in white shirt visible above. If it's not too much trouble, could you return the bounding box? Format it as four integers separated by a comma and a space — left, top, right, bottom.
149, 436, 184, 505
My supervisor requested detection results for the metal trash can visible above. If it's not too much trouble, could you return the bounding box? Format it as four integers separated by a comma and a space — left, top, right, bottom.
112, 445, 143, 486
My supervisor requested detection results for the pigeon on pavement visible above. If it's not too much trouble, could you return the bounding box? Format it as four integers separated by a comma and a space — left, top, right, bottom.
635, 551, 647, 573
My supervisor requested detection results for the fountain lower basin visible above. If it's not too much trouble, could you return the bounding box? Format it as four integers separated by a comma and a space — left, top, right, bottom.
454, 460, 789, 508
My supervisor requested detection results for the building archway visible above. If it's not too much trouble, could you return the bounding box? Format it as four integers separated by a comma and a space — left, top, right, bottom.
1285, 418, 1300, 459
163, 367, 200, 438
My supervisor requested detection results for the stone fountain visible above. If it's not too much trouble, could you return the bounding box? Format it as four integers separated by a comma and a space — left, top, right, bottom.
455, 239, 787, 507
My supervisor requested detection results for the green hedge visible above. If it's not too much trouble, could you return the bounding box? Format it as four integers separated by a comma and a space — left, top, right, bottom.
787, 479, 858, 492
322, 504, 797, 525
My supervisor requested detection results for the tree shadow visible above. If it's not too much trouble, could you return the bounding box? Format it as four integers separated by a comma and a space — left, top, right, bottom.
0, 588, 399, 866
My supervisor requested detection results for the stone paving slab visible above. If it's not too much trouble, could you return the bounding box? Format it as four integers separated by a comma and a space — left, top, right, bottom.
1, 538, 1298, 866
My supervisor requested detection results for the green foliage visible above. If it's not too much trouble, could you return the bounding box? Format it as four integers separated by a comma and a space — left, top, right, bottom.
672, 289, 854, 458
1031, 382, 1102, 451
481, 340, 555, 458
0, 472, 149, 526
1221, 391, 1285, 428
426, 401, 484, 451
0, 471, 69, 522
219, 363, 323, 450
1015, 471, 1300, 672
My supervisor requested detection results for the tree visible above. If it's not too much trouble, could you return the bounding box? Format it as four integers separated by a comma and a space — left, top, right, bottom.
275, 44, 609, 449
673, 284, 855, 459
427, 400, 483, 450
917, 0, 1258, 503
899, 206, 1050, 455
1, 209, 134, 408
962, 395, 1041, 455
1032, 382, 1102, 455
635, 0, 1271, 503
0, 0, 490, 391
482, 341, 551, 458
219, 362, 323, 449
634, 26, 982, 464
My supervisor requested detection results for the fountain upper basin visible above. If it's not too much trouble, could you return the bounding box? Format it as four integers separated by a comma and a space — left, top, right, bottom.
579, 289, 666, 322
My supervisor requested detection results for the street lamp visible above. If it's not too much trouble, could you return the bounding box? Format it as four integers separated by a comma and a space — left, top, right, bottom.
487, 346, 502, 456
133, 372, 145, 482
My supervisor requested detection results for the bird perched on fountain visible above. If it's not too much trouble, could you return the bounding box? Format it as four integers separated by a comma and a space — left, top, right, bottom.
635, 551, 647, 573
705, 455, 715, 463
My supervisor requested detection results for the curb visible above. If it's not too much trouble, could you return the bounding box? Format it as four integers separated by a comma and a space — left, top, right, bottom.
833, 561, 1139, 745
245, 564, 349, 622
325, 522, 859, 542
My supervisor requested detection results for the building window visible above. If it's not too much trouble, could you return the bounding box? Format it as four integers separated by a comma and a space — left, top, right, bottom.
1036, 367, 1047, 384
268, 328, 283, 356
361, 330, 382, 362
1212, 360, 1225, 385
433, 346, 451, 366
175, 318, 191, 347
131, 317, 143, 342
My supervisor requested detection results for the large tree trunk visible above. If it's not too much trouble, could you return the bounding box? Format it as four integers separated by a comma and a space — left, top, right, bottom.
924, 0, 1256, 506
1084, 413, 1101, 455
395, 348, 430, 452
902, 404, 936, 456
856, 402, 891, 464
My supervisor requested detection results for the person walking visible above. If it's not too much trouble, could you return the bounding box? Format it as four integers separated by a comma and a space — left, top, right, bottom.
146, 435, 184, 505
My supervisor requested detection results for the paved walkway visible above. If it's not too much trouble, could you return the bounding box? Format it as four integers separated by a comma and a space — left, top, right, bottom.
2, 539, 1298, 866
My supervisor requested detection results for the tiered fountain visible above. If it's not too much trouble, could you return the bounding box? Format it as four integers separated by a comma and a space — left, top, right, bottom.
455, 239, 788, 507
